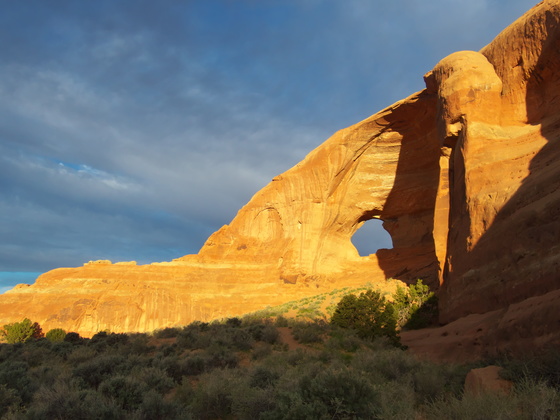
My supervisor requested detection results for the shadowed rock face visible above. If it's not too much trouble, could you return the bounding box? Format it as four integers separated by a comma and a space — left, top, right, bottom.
2, 1, 560, 357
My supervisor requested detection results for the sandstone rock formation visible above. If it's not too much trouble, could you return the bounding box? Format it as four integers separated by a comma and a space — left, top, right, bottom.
2, 1, 560, 358
464, 366, 513, 396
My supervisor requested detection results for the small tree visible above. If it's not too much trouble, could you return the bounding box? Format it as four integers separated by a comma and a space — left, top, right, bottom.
1, 318, 43, 343
393, 280, 438, 330
330, 290, 399, 345
46, 328, 67, 342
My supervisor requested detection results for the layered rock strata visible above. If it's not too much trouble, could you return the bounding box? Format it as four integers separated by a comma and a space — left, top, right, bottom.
2, 1, 560, 356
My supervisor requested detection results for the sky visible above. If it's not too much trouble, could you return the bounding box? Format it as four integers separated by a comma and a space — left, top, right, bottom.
0, 0, 538, 292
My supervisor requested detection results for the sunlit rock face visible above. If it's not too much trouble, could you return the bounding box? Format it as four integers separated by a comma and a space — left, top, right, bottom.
2, 1, 560, 357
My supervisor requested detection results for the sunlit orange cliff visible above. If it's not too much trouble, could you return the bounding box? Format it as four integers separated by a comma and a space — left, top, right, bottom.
2, 0, 560, 360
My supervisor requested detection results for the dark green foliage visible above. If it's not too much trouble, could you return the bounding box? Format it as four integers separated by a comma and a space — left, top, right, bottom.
153, 327, 181, 339
331, 289, 400, 345
500, 347, 560, 389
45, 328, 67, 342
0, 360, 35, 403
182, 355, 207, 376
393, 279, 438, 329
188, 369, 240, 420
73, 355, 129, 389
25, 382, 122, 420
99, 375, 145, 410
249, 366, 280, 389
292, 320, 327, 344
0, 384, 22, 417
131, 367, 175, 394
1, 318, 43, 343
63, 331, 83, 344
1, 316, 558, 418
225, 317, 242, 328
134, 390, 183, 420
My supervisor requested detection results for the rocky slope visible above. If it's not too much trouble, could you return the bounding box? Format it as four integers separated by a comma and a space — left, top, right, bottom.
2, 1, 560, 357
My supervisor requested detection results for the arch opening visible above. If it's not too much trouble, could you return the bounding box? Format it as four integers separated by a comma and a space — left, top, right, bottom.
351, 218, 393, 256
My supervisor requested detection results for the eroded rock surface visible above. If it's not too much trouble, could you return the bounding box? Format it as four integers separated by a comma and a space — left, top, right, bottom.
2, 1, 560, 356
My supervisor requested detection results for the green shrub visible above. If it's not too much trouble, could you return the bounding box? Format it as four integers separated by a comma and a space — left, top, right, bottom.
393, 279, 438, 329
134, 390, 182, 420
46, 328, 67, 342
1, 318, 43, 343
25, 382, 122, 420
0, 360, 35, 403
225, 317, 242, 328
331, 290, 400, 345
181, 355, 207, 376
189, 369, 241, 419
64, 331, 83, 344
99, 375, 146, 411
73, 355, 129, 389
249, 366, 280, 389
326, 327, 363, 353
500, 347, 560, 389
153, 327, 181, 339
292, 320, 327, 344
0, 384, 22, 417
131, 367, 175, 394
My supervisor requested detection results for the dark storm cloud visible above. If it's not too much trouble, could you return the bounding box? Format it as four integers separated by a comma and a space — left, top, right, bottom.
0, 0, 538, 278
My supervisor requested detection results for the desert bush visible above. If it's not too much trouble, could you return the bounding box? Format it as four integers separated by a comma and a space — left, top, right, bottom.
251, 343, 274, 360
514, 378, 560, 419
422, 390, 519, 420
89, 331, 130, 352
230, 385, 277, 419
331, 290, 400, 345
205, 345, 238, 370
153, 327, 181, 339
227, 327, 254, 351
99, 375, 146, 411
377, 379, 417, 420
67, 346, 97, 364
134, 390, 184, 420
262, 363, 380, 419
188, 369, 242, 419
1, 318, 43, 343
176, 328, 212, 350
73, 354, 129, 389
225, 317, 242, 328
350, 347, 417, 383
106, 332, 129, 346
50, 340, 75, 360
0, 384, 22, 418
28, 362, 68, 390
63, 331, 83, 344
412, 362, 467, 403
0, 360, 35, 403
500, 347, 560, 389
291, 320, 327, 344
246, 322, 279, 345
249, 366, 280, 389
124, 333, 154, 355
25, 381, 122, 420
152, 355, 184, 383
274, 315, 289, 327
45, 328, 67, 342
393, 279, 438, 329
131, 367, 175, 395
181, 355, 207, 376
326, 327, 363, 353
